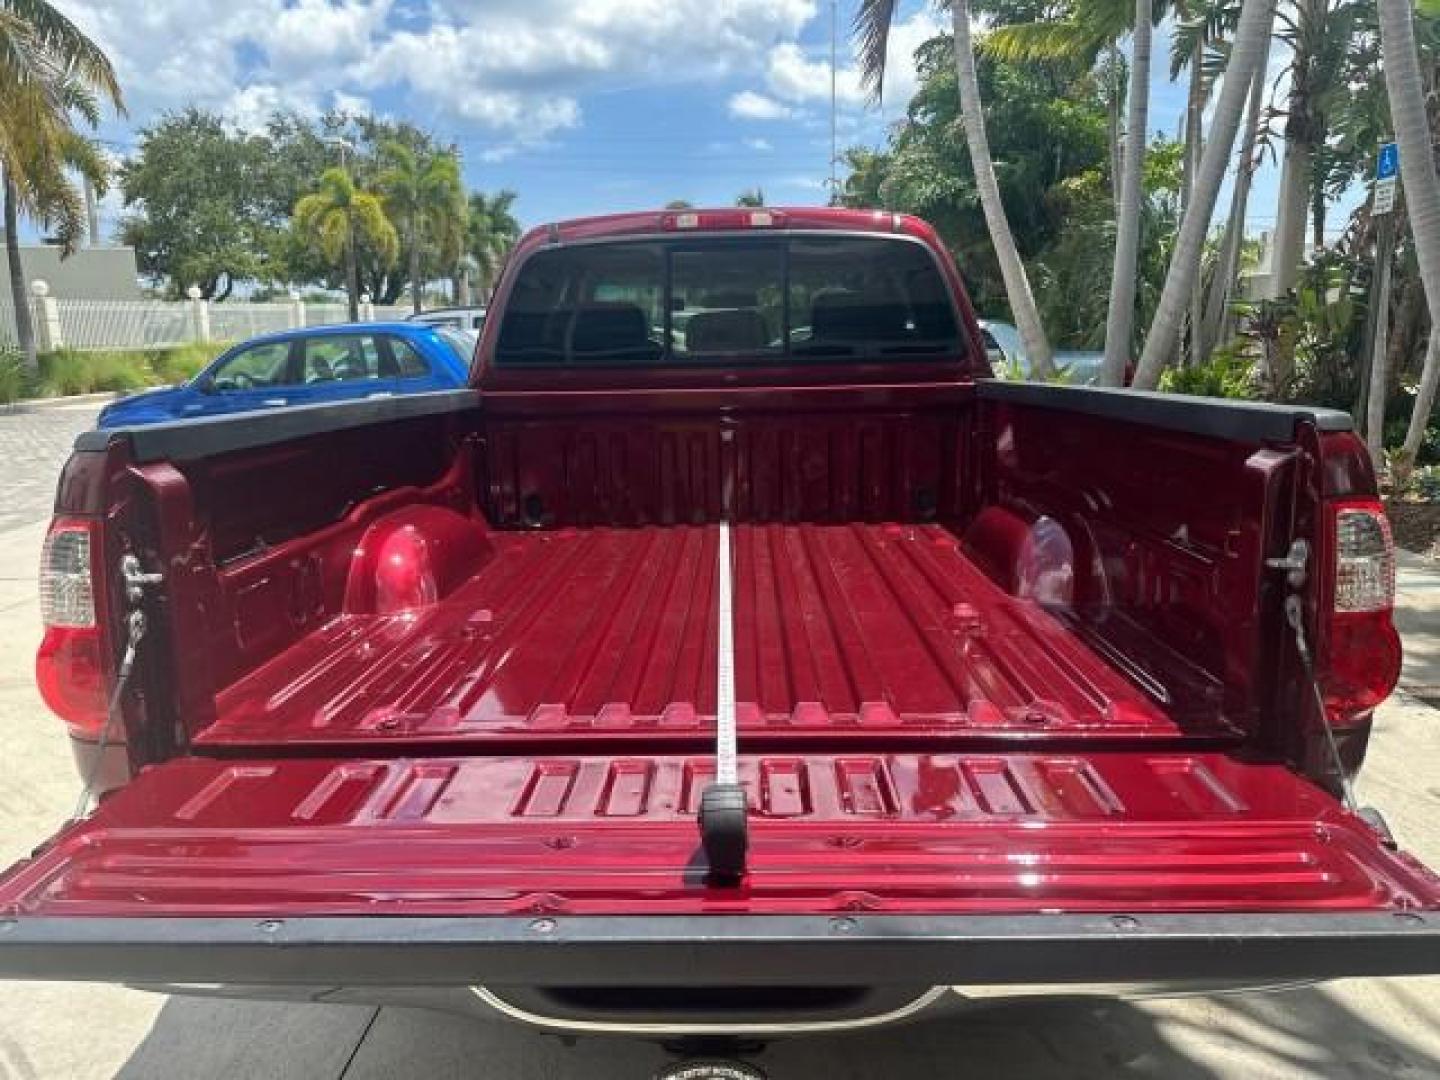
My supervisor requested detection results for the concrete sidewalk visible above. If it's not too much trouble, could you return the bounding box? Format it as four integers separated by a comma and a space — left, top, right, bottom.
1397, 551, 1440, 699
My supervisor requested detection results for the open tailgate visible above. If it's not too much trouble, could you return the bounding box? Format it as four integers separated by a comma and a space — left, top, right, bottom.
2, 750, 1439, 986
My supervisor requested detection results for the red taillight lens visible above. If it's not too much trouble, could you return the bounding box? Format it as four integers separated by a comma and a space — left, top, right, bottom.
1321, 503, 1402, 726
34, 519, 112, 740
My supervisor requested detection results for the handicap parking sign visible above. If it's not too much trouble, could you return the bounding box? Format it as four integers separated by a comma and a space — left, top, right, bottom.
1378, 142, 1400, 181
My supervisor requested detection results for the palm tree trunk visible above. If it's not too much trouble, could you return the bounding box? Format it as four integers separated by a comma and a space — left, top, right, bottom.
1380, 0, 1440, 478
950, 0, 1054, 378
345, 212, 360, 323
1269, 93, 1312, 298
4, 173, 37, 369
1201, 62, 1267, 357
1108, 44, 1124, 216
1184, 41, 1206, 367
409, 222, 422, 316
1101, 0, 1153, 387
1133, 0, 1278, 390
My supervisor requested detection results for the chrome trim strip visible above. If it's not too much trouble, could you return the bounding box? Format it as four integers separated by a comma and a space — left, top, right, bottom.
469, 986, 950, 1036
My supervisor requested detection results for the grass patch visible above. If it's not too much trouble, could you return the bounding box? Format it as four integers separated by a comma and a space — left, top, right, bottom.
34, 343, 229, 399
0, 346, 29, 404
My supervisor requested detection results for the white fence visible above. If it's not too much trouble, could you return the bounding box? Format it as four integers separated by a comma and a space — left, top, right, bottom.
54, 299, 197, 349
12, 283, 416, 354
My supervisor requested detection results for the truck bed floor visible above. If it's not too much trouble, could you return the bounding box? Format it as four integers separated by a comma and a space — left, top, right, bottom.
202, 523, 1229, 749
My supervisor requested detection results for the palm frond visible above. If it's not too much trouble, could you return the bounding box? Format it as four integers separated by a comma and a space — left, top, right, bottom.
983, 21, 1104, 64
2, 0, 123, 111
853, 0, 899, 105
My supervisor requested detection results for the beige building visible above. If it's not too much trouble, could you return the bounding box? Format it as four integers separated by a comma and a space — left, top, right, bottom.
0, 241, 142, 345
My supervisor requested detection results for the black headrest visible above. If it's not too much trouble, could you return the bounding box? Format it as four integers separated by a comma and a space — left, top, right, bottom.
684, 309, 769, 354
571, 303, 651, 353
811, 291, 909, 342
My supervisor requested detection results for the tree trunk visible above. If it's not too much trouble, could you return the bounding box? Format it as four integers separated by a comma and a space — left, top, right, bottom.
4, 173, 37, 369
1101, 0, 1153, 387
1133, 0, 1279, 390
345, 212, 361, 323
950, 0, 1054, 378
409, 221, 422, 316
1380, 0, 1440, 479
1201, 62, 1268, 358
1269, 96, 1312, 298
1182, 36, 1205, 366
1108, 44, 1124, 216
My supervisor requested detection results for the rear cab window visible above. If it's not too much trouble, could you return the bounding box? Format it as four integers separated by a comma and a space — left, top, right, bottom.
495, 235, 963, 368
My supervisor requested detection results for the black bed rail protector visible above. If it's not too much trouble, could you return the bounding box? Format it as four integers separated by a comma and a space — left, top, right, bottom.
0, 912, 1435, 987
978, 380, 1351, 443
74, 389, 480, 464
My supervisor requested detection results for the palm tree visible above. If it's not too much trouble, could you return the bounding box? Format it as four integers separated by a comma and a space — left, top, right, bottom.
735, 188, 766, 207
1267, 0, 1359, 299
0, 0, 123, 368
293, 167, 398, 322
1101, 0, 1153, 385
465, 190, 520, 302
377, 142, 466, 315
1199, 61, 1267, 358
1379, 0, 1440, 478
857, 0, 1055, 377
1131, 0, 1279, 389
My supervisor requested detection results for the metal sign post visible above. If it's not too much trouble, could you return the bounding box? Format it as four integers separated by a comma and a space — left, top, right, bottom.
1363, 142, 1400, 465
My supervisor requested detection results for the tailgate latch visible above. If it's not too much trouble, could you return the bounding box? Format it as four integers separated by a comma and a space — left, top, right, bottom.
699, 783, 748, 883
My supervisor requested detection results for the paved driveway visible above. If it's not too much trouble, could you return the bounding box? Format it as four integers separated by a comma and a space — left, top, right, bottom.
0, 401, 106, 534
0, 402, 1437, 1079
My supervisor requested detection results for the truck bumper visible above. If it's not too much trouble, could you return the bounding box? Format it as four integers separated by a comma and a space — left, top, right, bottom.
1, 912, 1437, 988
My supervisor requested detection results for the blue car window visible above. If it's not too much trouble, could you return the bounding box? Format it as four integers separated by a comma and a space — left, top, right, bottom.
302, 335, 382, 384
389, 337, 431, 377
210, 342, 292, 391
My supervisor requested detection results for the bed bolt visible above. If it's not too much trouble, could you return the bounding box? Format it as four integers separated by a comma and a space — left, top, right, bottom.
1109, 915, 1140, 931
830, 916, 858, 934
528, 918, 557, 934
256, 919, 284, 934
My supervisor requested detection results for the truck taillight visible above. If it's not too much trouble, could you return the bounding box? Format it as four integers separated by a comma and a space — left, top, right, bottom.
1334, 507, 1395, 612
1322, 502, 1401, 726
35, 519, 111, 739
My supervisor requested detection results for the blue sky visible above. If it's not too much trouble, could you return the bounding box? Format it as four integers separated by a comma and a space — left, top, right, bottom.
62, 0, 1344, 245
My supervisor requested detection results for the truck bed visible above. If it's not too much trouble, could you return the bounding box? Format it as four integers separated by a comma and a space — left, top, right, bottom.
202, 523, 1228, 749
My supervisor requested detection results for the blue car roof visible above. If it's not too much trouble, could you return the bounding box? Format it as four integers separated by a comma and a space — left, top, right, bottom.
232, 321, 441, 348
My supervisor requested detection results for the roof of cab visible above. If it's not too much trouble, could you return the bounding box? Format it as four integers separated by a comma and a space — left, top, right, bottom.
511, 207, 941, 257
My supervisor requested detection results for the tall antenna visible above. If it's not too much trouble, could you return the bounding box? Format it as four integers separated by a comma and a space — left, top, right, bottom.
829, 0, 838, 202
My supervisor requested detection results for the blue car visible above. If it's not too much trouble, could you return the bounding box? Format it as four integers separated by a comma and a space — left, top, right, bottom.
97, 322, 475, 428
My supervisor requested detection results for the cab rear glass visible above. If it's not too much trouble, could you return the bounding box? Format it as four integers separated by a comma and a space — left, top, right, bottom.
494, 235, 963, 368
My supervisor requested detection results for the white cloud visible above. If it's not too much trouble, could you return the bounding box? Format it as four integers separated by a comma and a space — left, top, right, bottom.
743, 137, 774, 152
739, 8, 942, 120
729, 91, 794, 121
64, 0, 820, 143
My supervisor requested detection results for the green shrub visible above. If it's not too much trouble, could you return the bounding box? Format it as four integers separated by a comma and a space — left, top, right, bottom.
0, 347, 28, 404
36, 343, 228, 399
1385, 416, 1440, 467
144, 341, 226, 384
1412, 465, 1440, 503
1160, 351, 1258, 400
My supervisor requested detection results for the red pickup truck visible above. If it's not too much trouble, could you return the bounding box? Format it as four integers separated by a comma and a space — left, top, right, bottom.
2, 207, 1437, 1038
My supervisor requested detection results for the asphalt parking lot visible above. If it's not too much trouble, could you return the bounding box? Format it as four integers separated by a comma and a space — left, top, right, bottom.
0, 400, 1438, 1079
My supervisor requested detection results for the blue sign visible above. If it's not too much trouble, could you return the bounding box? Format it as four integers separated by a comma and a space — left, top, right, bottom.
1378, 142, 1400, 181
